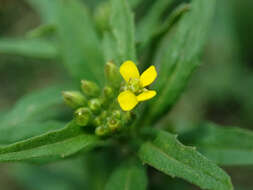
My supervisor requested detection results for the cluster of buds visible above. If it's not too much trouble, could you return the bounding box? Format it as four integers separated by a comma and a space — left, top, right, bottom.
62, 62, 135, 137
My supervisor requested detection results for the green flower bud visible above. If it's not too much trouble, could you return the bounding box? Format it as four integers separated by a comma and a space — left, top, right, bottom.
81, 80, 100, 97
101, 86, 114, 107
95, 125, 110, 136
105, 61, 121, 88
62, 91, 87, 109
107, 117, 121, 131
93, 111, 107, 126
88, 98, 102, 114
103, 86, 114, 99
112, 110, 121, 119
74, 107, 92, 126
93, 117, 103, 126
122, 112, 135, 125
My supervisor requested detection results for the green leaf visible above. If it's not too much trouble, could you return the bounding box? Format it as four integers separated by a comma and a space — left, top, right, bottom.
0, 86, 69, 144
9, 159, 89, 190
102, 32, 120, 65
154, 3, 191, 40
105, 159, 148, 190
27, 0, 105, 83
181, 123, 253, 166
0, 38, 57, 59
110, 0, 136, 63
149, 0, 216, 121
0, 121, 65, 145
0, 121, 101, 162
0, 86, 64, 127
136, 0, 173, 45
127, 0, 143, 9
139, 130, 233, 190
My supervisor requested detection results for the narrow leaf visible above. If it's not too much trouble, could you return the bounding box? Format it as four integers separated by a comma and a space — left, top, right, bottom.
27, 0, 105, 83
149, 0, 216, 121
136, 0, 173, 45
0, 86, 69, 144
0, 86, 64, 128
0, 38, 57, 59
110, 0, 136, 63
0, 121, 100, 162
127, 0, 143, 9
102, 32, 120, 65
181, 123, 253, 166
0, 121, 65, 145
105, 160, 148, 190
139, 130, 233, 190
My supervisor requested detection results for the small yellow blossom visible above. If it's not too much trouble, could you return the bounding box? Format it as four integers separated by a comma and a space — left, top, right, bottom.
118, 60, 157, 111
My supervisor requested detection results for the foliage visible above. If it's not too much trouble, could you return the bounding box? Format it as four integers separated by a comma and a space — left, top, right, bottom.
0, 0, 252, 189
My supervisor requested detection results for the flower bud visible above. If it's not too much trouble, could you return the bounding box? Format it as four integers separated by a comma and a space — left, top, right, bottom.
105, 61, 121, 88
107, 117, 121, 131
122, 112, 136, 125
95, 125, 110, 136
93, 111, 107, 126
81, 80, 100, 97
93, 117, 103, 126
88, 98, 102, 114
103, 86, 114, 99
112, 110, 121, 119
62, 91, 87, 109
74, 107, 92, 126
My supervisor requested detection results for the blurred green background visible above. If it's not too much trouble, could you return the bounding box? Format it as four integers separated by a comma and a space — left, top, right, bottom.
0, 0, 253, 189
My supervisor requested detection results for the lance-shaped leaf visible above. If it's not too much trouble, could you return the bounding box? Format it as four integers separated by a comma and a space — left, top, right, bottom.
105, 159, 148, 190
102, 32, 120, 65
138, 130, 233, 190
0, 38, 57, 59
0, 121, 101, 162
149, 0, 216, 122
0, 86, 65, 144
136, 0, 173, 45
27, 0, 105, 83
127, 0, 143, 9
0, 121, 65, 145
181, 123, 253, 166
110, 0, 136, 63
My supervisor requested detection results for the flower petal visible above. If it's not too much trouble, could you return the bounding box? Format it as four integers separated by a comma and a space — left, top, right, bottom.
137, 90, 157, 102
120, 60, 140, 82
140, 65, 157, 87
118, 90, 138, 111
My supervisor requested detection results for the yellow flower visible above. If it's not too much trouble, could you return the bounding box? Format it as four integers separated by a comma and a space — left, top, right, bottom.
117, 60, 157, 111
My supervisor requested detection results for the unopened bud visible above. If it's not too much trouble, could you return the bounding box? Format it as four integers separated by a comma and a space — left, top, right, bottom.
103, 86, 114, 99
101, 86, 114, 107
93, 117, 102, 126
95, 125, 110, 136
122, 112, 136, 125
62, 91, 87, 109
112, 110, 121, 119
108, 117, 121, 131
93, 111, 107, 126
105, 61, 121, 88
74, 107, 92, 126
88, 98, 102, 114
81, 80, 100, 97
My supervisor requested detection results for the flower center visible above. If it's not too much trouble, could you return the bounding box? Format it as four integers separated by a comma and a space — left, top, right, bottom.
127, 78, 142, 93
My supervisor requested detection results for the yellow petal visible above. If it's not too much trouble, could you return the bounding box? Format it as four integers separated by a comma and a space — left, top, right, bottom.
117, 90, 138, 111
120, 60, 140, 82
137, 90, 157, 102
140, 65, 157, 87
